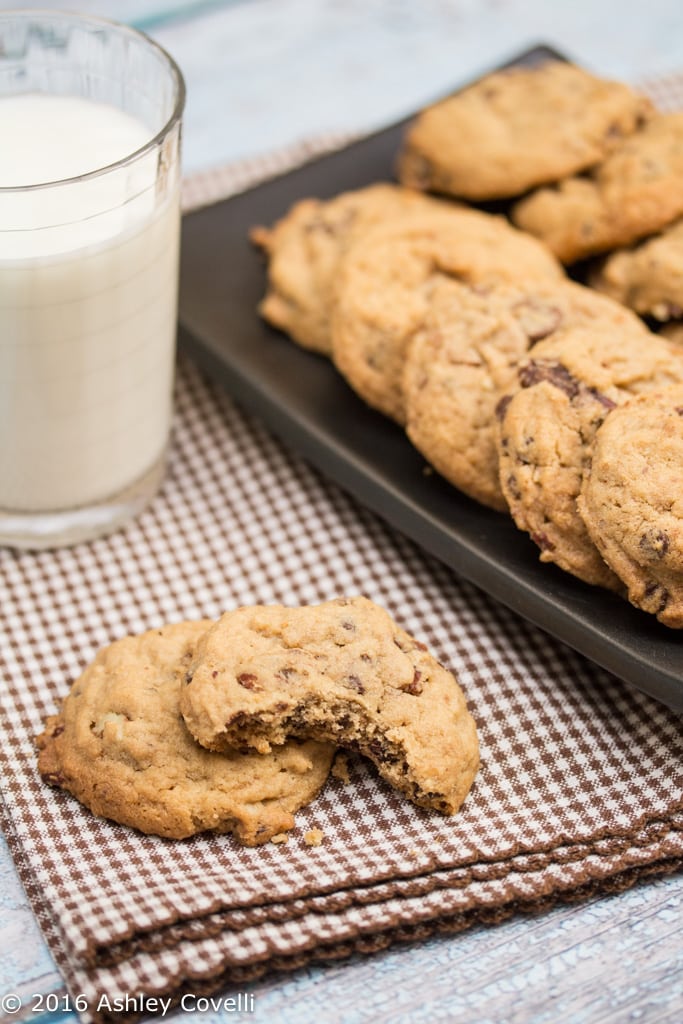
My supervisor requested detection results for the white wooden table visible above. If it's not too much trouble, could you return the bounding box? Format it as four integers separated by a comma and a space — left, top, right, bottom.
1, 2, 682, 1021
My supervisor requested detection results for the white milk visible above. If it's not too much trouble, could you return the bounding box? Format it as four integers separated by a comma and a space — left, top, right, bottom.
0, 94, 180, 512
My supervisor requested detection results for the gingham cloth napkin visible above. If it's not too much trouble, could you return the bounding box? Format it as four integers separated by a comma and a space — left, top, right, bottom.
1, 74, 683, 1022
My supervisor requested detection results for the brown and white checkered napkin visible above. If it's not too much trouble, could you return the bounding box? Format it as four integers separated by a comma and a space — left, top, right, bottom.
1, 75, 682, 1023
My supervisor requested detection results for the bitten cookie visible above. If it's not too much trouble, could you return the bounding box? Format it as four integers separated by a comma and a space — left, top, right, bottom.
578, 388, 683, 627
590, 217, 683, 321
36, 622, 334, 843
403, 277, 644, 511
495, 325, 683, 588
331, 207, 563, 423
512, 113, 683, 263
180, 598, 480, 816
250, 183, 449, 354
396, 61, 652, 201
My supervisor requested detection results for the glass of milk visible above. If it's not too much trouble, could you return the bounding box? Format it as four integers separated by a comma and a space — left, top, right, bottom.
0, 11, 185, 548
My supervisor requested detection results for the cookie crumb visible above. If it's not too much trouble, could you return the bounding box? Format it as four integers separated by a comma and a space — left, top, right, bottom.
331, 752, 351, 784
270, 833, 289, 845
304, 828, 324, 847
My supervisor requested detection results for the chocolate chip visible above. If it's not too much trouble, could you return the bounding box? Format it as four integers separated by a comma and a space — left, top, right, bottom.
512, 299, 563, 343
586, 387, 617, 411
643, 580, 670, 613
344, 674, 365, 694
237, 673, 260, 690
277, 666, 297, 681
401, 669, 423, 696
495, 394, 513, 421
639, 530, 670, 559
226, 711, 248, 727
341, 620, 356, 632
519, 360, 617, 413
506, 474, 522, 501
519, 359, 580, 398
367, 738, 386, 760
211, 670, 218, 679
51, 724, 65, 738
531, 530, 556, 552
185, 671, 193, 685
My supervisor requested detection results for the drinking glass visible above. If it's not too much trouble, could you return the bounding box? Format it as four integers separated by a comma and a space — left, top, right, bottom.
0, 10, 185, 548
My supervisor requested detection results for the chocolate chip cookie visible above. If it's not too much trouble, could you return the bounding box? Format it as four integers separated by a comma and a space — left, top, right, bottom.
590, 217, 683, 321
403, 277, 644, 511
397, 61, 652, 201
495, 325, 683, 588
578, 387, 683, 627
512, 113, 683, 264
331, 207, 564, 423
250, 183, 448, 354
180, 598, 480, 816
37, 621, 334, 843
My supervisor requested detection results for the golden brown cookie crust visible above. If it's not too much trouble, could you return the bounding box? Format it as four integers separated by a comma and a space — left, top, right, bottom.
578, 387, 683, 627
495, 325, 683, 588
251, 183, 451, 354
37, 621, 334, 843
331, 207, 563, 424
397, 61, 653, 201
180, 598, 479, 817
512, 114, 683, 263
403, 277, 644, 511
590, 217, 683, 320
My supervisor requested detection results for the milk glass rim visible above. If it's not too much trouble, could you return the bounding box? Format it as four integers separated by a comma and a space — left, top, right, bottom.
0, 8, 186, 193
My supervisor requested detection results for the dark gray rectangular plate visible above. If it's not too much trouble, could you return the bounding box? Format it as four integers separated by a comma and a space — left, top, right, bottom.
177, 45, 682, 711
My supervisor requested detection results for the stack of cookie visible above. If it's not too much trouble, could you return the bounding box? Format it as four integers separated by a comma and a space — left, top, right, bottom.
253, 61, 683, 627
37, 597, 479, 841
508, 105, 683, 338
495, 331, 683, 621
397, 59, 683, 336
399, 60, 683, 622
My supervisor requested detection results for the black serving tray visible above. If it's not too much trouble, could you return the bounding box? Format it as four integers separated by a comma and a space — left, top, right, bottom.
177, 45, 682, 712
